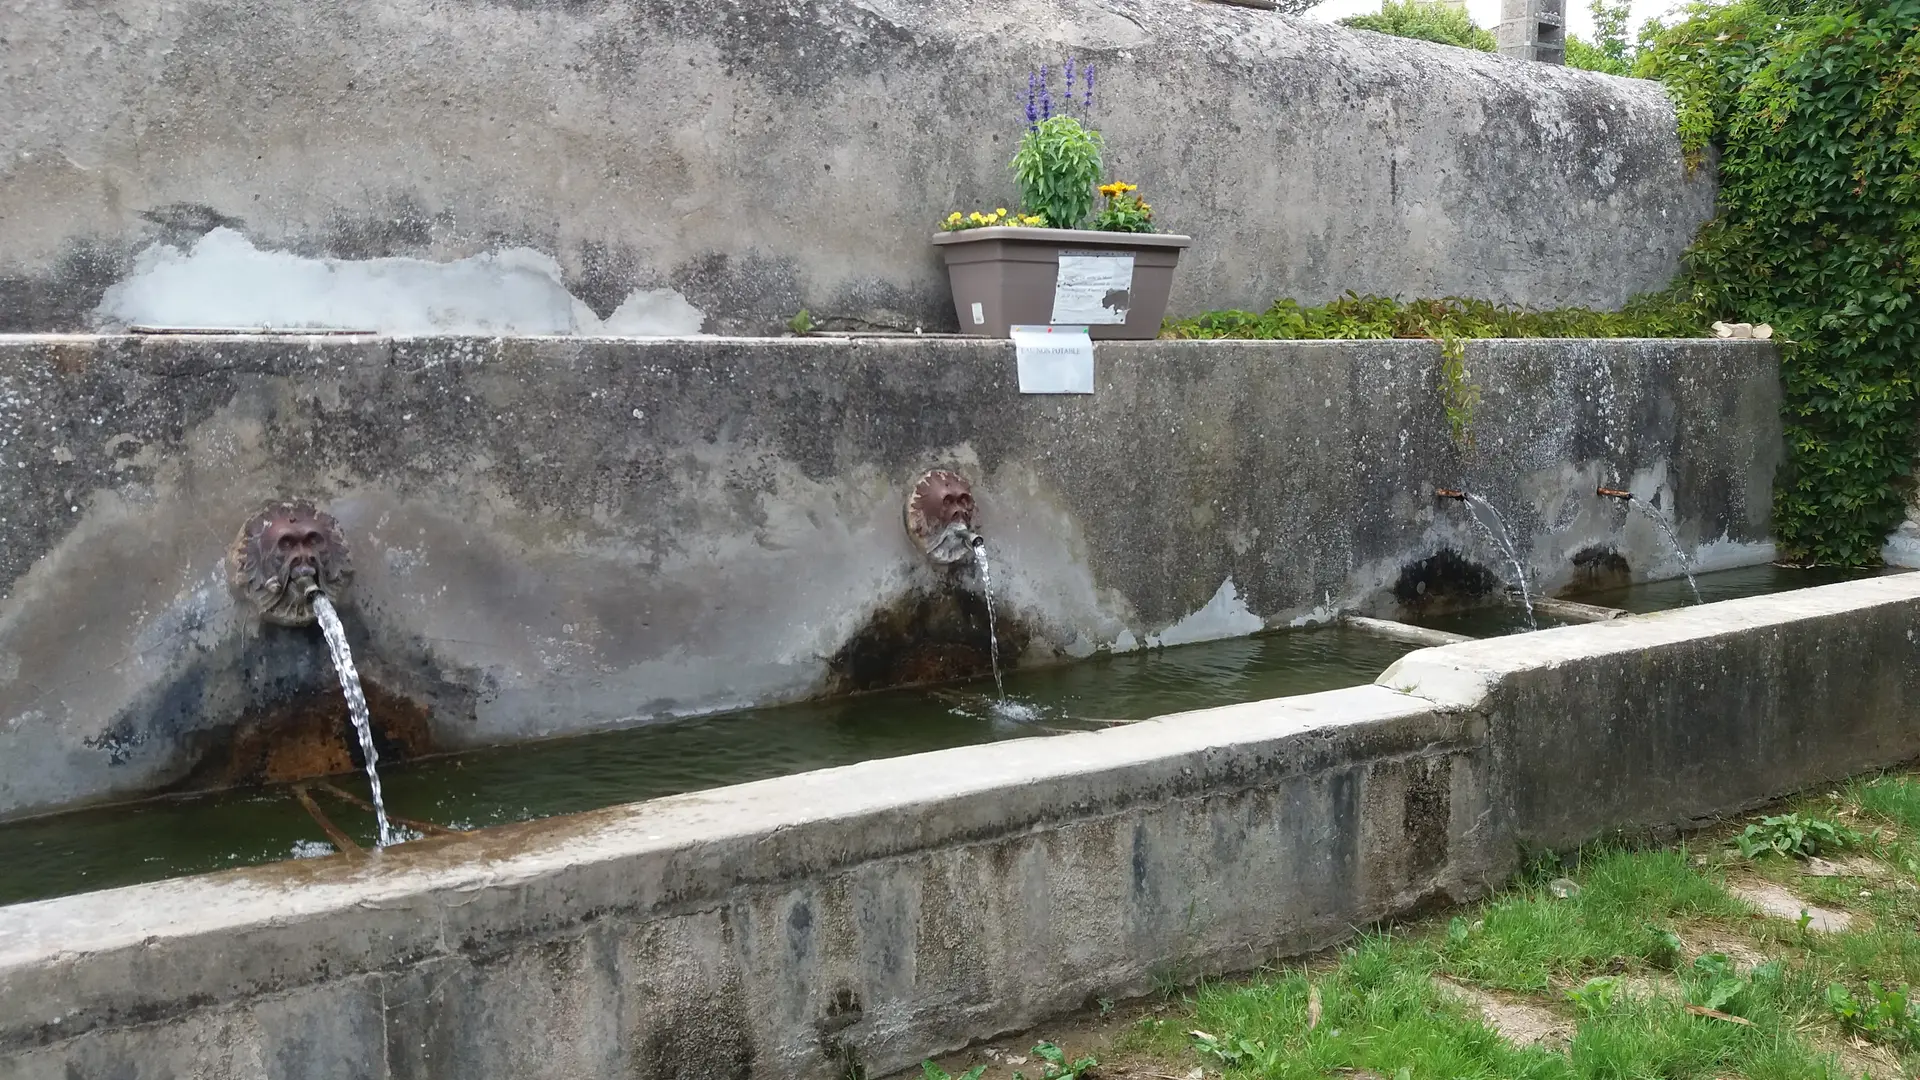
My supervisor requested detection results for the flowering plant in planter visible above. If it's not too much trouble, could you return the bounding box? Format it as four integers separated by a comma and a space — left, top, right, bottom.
929, 58, 1191, 339
1010, 58, 1105, 228
1093, 182, 1154, 233
940, 208, 1047, 232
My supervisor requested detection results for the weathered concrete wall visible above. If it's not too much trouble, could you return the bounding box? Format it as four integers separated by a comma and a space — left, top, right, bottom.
1383, 576, 1920, 851
4, 575, 1919, 1079
0, 334, 1779, 819
0, 0, 1712, 335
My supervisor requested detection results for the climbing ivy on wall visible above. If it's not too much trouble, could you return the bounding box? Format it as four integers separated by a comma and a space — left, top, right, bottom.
1636, 0, 1920, 564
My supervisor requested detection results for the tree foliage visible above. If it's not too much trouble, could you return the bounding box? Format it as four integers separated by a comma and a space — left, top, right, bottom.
1636, 0, 1920, 563
1340, 0, 1496, 51
1566, 0, 1637, 74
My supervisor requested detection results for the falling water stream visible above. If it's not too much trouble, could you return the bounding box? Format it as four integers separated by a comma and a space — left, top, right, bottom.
972, 539, 1006, 698
1629, 498, 1703, 605
1461, 493, 1537, 630
311, 593, 396, 848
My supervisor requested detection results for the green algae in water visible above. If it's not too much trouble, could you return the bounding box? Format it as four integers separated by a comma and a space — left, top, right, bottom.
0, 626, 1410, 908
1576, 562, 1905, 614
1404, 563, 1908, 639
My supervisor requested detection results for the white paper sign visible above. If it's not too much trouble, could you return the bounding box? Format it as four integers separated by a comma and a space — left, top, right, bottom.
1011, 324, 1095, 394
1051, 252, 1135, 325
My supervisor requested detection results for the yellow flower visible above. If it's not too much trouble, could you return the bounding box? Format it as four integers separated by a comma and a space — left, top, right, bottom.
995, 208, 1007, 216
1099, 181, 1139, 197
947, 211, 963, 223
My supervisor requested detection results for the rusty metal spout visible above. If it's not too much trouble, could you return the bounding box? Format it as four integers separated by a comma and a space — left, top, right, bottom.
1596, 487, 1634, 500
1434, 488, 1468, 501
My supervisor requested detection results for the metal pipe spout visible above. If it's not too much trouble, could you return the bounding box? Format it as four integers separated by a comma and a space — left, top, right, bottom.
1596, 487, 1634, 500
1434, 488, 1468, 501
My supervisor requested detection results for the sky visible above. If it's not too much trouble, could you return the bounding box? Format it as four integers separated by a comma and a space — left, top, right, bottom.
1302, 0, 1683, 44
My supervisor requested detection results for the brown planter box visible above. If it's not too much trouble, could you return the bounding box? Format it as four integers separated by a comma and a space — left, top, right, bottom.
931, 226, 1192, 340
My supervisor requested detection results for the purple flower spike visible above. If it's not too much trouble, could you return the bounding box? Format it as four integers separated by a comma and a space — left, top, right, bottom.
1064, 57, 1076, 111
1027, 70, 1038, 127
1040, 64, 1051, 121
1084, 62, 1095, 114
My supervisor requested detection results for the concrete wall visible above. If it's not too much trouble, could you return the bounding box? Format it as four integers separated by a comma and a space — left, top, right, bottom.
4, 575, 1919, 1079
0, 0, 1713, 335
0, 334, 1780, 820
1386, 581, 1920, 851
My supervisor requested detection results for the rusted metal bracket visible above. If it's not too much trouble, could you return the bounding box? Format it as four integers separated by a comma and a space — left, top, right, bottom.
314, 780, 462, 837
293, 785, 365, 857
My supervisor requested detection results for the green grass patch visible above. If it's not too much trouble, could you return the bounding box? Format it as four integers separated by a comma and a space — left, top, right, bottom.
1850, 777, 1920, 834
1185, 938, 1569, 1080
1172, 932, 1852, 1080
1040, 793, 1920, 1080
1160, 292, 1708, 343
1441, 848, 1745, 992
1142, 846, 1869, 1079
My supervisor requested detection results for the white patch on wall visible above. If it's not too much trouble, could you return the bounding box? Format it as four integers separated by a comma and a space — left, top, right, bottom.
1150, 578, 1265, 648
1885, 522, 1920, 569
1687, 534, 1776, 576
93, 228, 707, 337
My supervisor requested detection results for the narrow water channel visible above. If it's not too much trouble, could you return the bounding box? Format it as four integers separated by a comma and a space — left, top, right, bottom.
1406, 563, 1904, 638
0, 625, 1411, 907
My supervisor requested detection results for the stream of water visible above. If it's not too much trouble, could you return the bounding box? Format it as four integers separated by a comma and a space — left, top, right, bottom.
1628, 498, 1703, 605
973, 540, 1006, 698
311, 594, 396, 848
1461, 493, 1537, 629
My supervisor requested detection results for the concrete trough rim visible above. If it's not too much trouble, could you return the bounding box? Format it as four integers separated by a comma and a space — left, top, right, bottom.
6, 574, 1912, 950
0, 683, 1464, 1046
4, 574, 1919, 1061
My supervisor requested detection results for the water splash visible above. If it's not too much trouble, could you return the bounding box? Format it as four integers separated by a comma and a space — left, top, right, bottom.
1629, 497, 1703, 604
972, 540, 1006, 698
1461, 492, 1537, 630
989, 699, 1042, 724
311, 593, 396, 848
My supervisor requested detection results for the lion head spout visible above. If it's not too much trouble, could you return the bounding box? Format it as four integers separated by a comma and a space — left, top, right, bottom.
229, 500, 353, 626
905, 469, 978, 567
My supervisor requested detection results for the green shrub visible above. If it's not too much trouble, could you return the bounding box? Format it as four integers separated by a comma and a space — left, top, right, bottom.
1636, 0, 1920, 564
1340, 0, 1495, 51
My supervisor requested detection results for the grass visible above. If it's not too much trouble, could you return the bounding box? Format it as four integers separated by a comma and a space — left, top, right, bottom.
1163, 848, 1848, 1079
1851, 777, 1920, 833
919, 770, 1920, 1080
1441, 849, 1746, 993
1159, 292, 1710, 343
